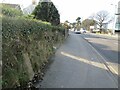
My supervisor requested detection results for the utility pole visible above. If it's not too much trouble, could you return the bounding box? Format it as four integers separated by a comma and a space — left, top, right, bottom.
111, 4, 117, 35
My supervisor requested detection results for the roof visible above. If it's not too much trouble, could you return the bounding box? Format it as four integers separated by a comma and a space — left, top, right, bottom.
23, 4, 36, 15
0, 3, 21, 10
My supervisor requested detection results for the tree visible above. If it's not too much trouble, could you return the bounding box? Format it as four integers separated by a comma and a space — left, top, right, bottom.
76, 17, 81, 22
70, 22, 76, 31
32, 1, 60, 25
63, 20, 71, 29
81, 19, 96, 31
76, 17, 81, 30
72, 22, 76, 27
94, 10, 111, 33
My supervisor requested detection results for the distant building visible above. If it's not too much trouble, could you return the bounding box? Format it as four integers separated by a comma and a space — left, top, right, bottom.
102, 23, 108, 29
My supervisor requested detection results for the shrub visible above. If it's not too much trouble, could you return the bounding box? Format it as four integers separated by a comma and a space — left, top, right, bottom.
2, 16, 65, 88
32, 2, 60, 25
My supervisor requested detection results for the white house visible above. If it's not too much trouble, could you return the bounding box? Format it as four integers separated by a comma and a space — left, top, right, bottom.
107, 1, 120, 34
23, 4, 36, 15
115, 1, 120, 31
23, 0, 38, 15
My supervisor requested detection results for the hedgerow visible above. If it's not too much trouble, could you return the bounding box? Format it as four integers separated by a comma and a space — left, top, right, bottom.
2, 16, 65, 88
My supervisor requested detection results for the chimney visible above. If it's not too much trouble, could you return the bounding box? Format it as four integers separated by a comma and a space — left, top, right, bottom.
32, 0, 36, 5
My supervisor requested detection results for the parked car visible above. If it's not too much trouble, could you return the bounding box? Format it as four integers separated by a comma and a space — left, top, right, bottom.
80, 28, 86, 33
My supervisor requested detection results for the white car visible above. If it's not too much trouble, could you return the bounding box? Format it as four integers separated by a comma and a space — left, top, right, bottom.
75, 29, 81, 34
80, 28, 86, 33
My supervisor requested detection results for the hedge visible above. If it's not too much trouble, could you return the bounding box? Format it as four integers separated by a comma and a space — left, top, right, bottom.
2, 16, 65, 88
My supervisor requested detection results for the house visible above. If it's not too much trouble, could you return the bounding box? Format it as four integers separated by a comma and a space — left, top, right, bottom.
23, 4, 36, 15
115, 1, 120, 32
108, 1, 120, 34
1, 3, 22, 11
23, 0, 37, 15
23, 0, 52, 15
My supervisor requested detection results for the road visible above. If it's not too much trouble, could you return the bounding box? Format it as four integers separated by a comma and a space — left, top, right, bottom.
39, 31, 118, 88
81, 33, 119, 76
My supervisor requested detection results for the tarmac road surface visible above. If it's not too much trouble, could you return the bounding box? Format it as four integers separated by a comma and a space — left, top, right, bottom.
39, 31, 118, 88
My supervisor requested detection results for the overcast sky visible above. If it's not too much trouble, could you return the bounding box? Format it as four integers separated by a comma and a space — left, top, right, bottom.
1, 0, 120, 22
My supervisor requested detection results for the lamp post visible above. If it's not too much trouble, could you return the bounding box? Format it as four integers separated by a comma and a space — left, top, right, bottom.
111, 4, 117, 35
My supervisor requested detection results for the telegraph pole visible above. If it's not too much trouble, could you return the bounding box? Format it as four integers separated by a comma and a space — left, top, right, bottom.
111, 4, 117, 35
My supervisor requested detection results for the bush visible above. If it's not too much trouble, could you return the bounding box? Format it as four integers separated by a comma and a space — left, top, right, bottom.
32, 2, 60, 25
2, 16, 65, 88
22, 15, 35, 19
1, 4, 23, 17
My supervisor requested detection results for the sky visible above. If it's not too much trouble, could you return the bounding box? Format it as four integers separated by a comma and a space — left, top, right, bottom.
0, 0, 120, 23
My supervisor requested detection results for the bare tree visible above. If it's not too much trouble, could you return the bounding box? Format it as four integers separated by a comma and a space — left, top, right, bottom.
94, 10, 111, 33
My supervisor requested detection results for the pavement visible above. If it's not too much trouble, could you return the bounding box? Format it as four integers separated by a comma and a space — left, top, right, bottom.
39, 31, 118, 88
87, 32, 119, 40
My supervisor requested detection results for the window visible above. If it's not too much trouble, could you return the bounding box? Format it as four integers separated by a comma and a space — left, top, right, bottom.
115, 23, 120, 30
